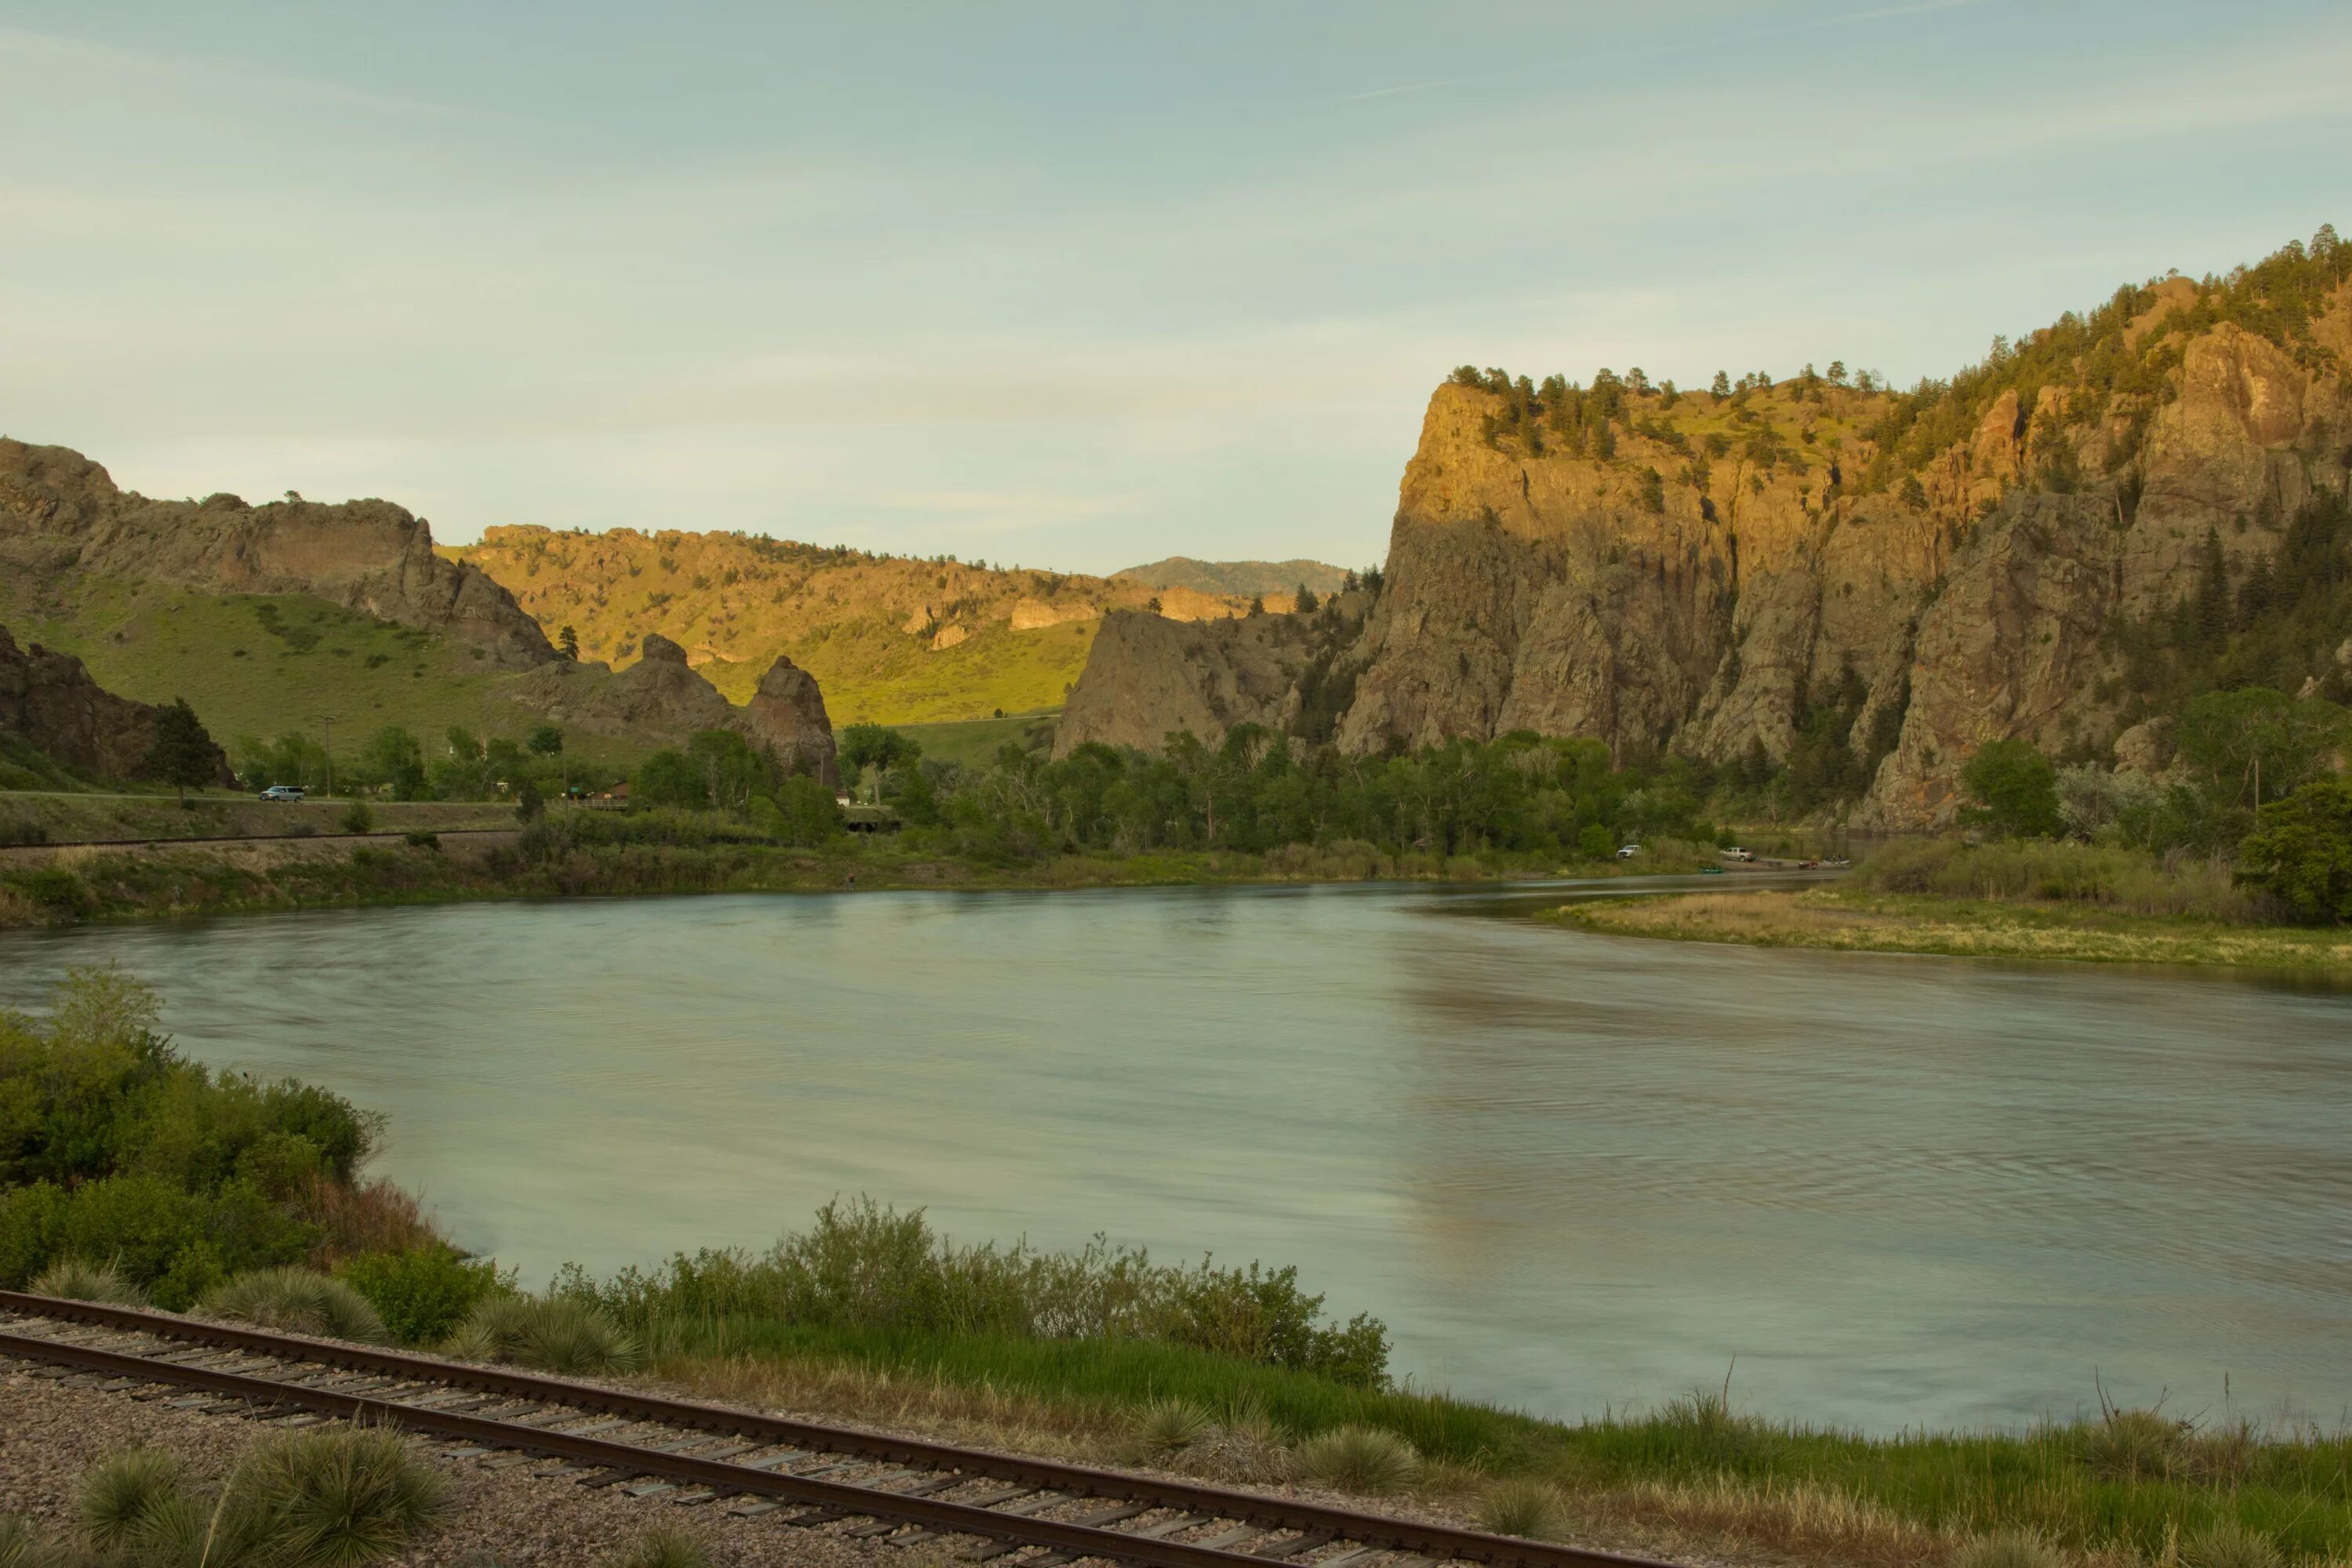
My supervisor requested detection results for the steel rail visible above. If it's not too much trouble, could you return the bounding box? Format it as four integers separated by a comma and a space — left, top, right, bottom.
0, 1292, 1675, 1568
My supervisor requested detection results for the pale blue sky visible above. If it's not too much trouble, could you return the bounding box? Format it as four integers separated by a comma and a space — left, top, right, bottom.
2, 2, 2344, 574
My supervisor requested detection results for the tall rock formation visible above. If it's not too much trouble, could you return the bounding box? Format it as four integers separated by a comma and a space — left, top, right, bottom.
0, 439, 555, 669
1058, 236, 2352, 827
0, 624, 233, 784
739, 654, 838, 786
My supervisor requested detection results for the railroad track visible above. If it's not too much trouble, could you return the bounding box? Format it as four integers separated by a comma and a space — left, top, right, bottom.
0, 1291, 1668, 1568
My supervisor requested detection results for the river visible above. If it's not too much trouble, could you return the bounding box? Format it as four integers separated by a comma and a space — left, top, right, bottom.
3, 876, 2347, 1435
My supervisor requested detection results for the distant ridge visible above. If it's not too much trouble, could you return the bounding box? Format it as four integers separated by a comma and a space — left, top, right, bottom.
1113, 556, 1351, 599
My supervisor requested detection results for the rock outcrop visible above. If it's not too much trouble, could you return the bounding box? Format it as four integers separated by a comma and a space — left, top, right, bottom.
1059, 245, 2352, 827
0, 624, 232, 784
0, 440, 555, 669
739, 654, 838, 786
1056, 609, 1330, 754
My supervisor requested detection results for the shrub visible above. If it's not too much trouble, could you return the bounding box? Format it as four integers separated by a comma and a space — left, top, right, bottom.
204, 1266, 391, 1343
31, 1256, 147, 1306
1951, 1531, 2067, 1568
2237, 777, 2352, 924
1289, 1425, 1419, 1494
445, 1294, 641, 1374
599, 1526, 714, 1568
339, 1250, 503, 1345
6, 867, 89, 914
337, 801, 375, 835
56, 1175, 209, 1290
403, 829, 441, 851
0, 1184, 68, 1288
1960, 739, 2063, 838
1475, 1475, 1566, 1541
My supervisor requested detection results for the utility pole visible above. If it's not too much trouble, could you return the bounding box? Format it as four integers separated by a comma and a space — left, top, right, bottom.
318, 714, 339, 797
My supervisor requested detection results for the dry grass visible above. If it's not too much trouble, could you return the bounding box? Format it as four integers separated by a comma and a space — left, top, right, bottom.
296, 1177, 443, 1266
1583, 1472, 1962, 1568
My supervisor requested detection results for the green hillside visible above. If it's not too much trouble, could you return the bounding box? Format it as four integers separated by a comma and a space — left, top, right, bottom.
0, 579, 641, 771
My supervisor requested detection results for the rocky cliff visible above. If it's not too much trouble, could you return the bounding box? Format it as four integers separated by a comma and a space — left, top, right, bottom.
1059, 233, 2352, 826
505, 633, 839, 782
0, 624, 233, 785
0, 440, 555, 669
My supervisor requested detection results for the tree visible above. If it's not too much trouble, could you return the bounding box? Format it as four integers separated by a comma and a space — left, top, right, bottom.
837, 724, 916, 804
1711, 370, 1732, 398
513, 777, 546, 823
2237, 778, 2352, 924
1295, 583, 1319, 614
357, 725, 426, 800
2174, 688, 2346, 811
1247, 595, 1265, 615
1958, 739, 2061, 838
1827, 360, 1849, 387
687, 728, 768, 811
557, 624, 579, 660
525, 724, 565, 757
630, 749, 707, 810
1639, 466, 1665, 514
145, 699, 217, 805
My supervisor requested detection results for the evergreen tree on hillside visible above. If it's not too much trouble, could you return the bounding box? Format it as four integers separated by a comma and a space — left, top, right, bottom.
146, 699, 217, 806
1711, 370, 1731, 398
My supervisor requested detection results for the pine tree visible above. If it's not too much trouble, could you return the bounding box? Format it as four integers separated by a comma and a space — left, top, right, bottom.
557, 624, 579, 659
1711, 370, 1732, 398
2194, 527, 2231, 647
146, 699, 217, 805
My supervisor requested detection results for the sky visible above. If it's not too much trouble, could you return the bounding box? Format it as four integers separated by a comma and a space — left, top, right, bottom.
2, 2, 2347, 577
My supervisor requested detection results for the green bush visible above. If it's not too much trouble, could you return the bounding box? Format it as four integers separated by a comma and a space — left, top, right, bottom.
337, 801, 375, 835
403, 829, 441, 851
559, 1196, 1390, 1386
0, 1183, 67, 1288
1959, 739, 2063, 839
339, 1250, 503, 1344
5, 867, 90, 914
2237, 777, 2352, 924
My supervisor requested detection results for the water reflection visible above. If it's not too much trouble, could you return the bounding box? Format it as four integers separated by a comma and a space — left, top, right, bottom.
2, 878, 2346, 1433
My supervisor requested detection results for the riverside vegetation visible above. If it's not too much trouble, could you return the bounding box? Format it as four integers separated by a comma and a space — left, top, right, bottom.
4, 971, 2350, 1568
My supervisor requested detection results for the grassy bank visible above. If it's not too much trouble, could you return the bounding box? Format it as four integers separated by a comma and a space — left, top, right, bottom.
0, 813, 1704, 930
1555, 840, 2352, 974
0, 789, 514, 847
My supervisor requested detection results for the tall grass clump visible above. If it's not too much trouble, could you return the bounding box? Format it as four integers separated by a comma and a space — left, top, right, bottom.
1950, 1530, 2067, 1568
1857, 837, 2260, 920
31, 1257, 147, 1306
76, 1427, 445, 1567
445, 1293, 641, 1374
1475, 1475, 1567, 1541
204, 1266, 390, 1342
0, 1515, 102, 1568
555, 1196, 1388, 1386
2182, 1520, 2288, 1568
597, 1526, 714, 1568
1290, 1425, 1419, 1494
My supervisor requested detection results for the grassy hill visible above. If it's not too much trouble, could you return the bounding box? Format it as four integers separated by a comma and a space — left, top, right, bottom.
1113, 557, 1351, 598
0, 577, 641, 773
445, 528, 1261, 725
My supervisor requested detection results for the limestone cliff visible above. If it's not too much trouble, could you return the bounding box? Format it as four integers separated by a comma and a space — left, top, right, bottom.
1059, 234, 2352, 827
0, 624, 233, 785
504, 633, 839, 780
0, 440, 554, 669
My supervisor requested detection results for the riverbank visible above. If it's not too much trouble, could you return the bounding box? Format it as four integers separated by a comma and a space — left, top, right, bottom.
0, 822, 1702, 929
1555, 888, 2352, 971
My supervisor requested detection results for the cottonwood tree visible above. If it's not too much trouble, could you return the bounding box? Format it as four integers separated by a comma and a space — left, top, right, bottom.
146, 699, 217, 806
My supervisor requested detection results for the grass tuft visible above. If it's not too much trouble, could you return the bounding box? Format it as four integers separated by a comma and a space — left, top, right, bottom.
1475, 1475, 1567, 1541
236, 1425, 451, 1566
445, 1294, 642, 1374
32, 1256, 149, 1307
202, 1266, 390, 1343
2181, 1521, 2288, 1568
78, 1450, 188, 1552
2081, 1406, 2192, 1482
1127, 1397, 1213, 1459
1951, 1529, 2067, 1568
597, 1525, 714, 1568
0, 1515, 107, 1568
1290, 1425, 1420, 1495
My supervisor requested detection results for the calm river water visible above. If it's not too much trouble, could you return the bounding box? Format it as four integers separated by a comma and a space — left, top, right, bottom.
3, 877, 2347, 1435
